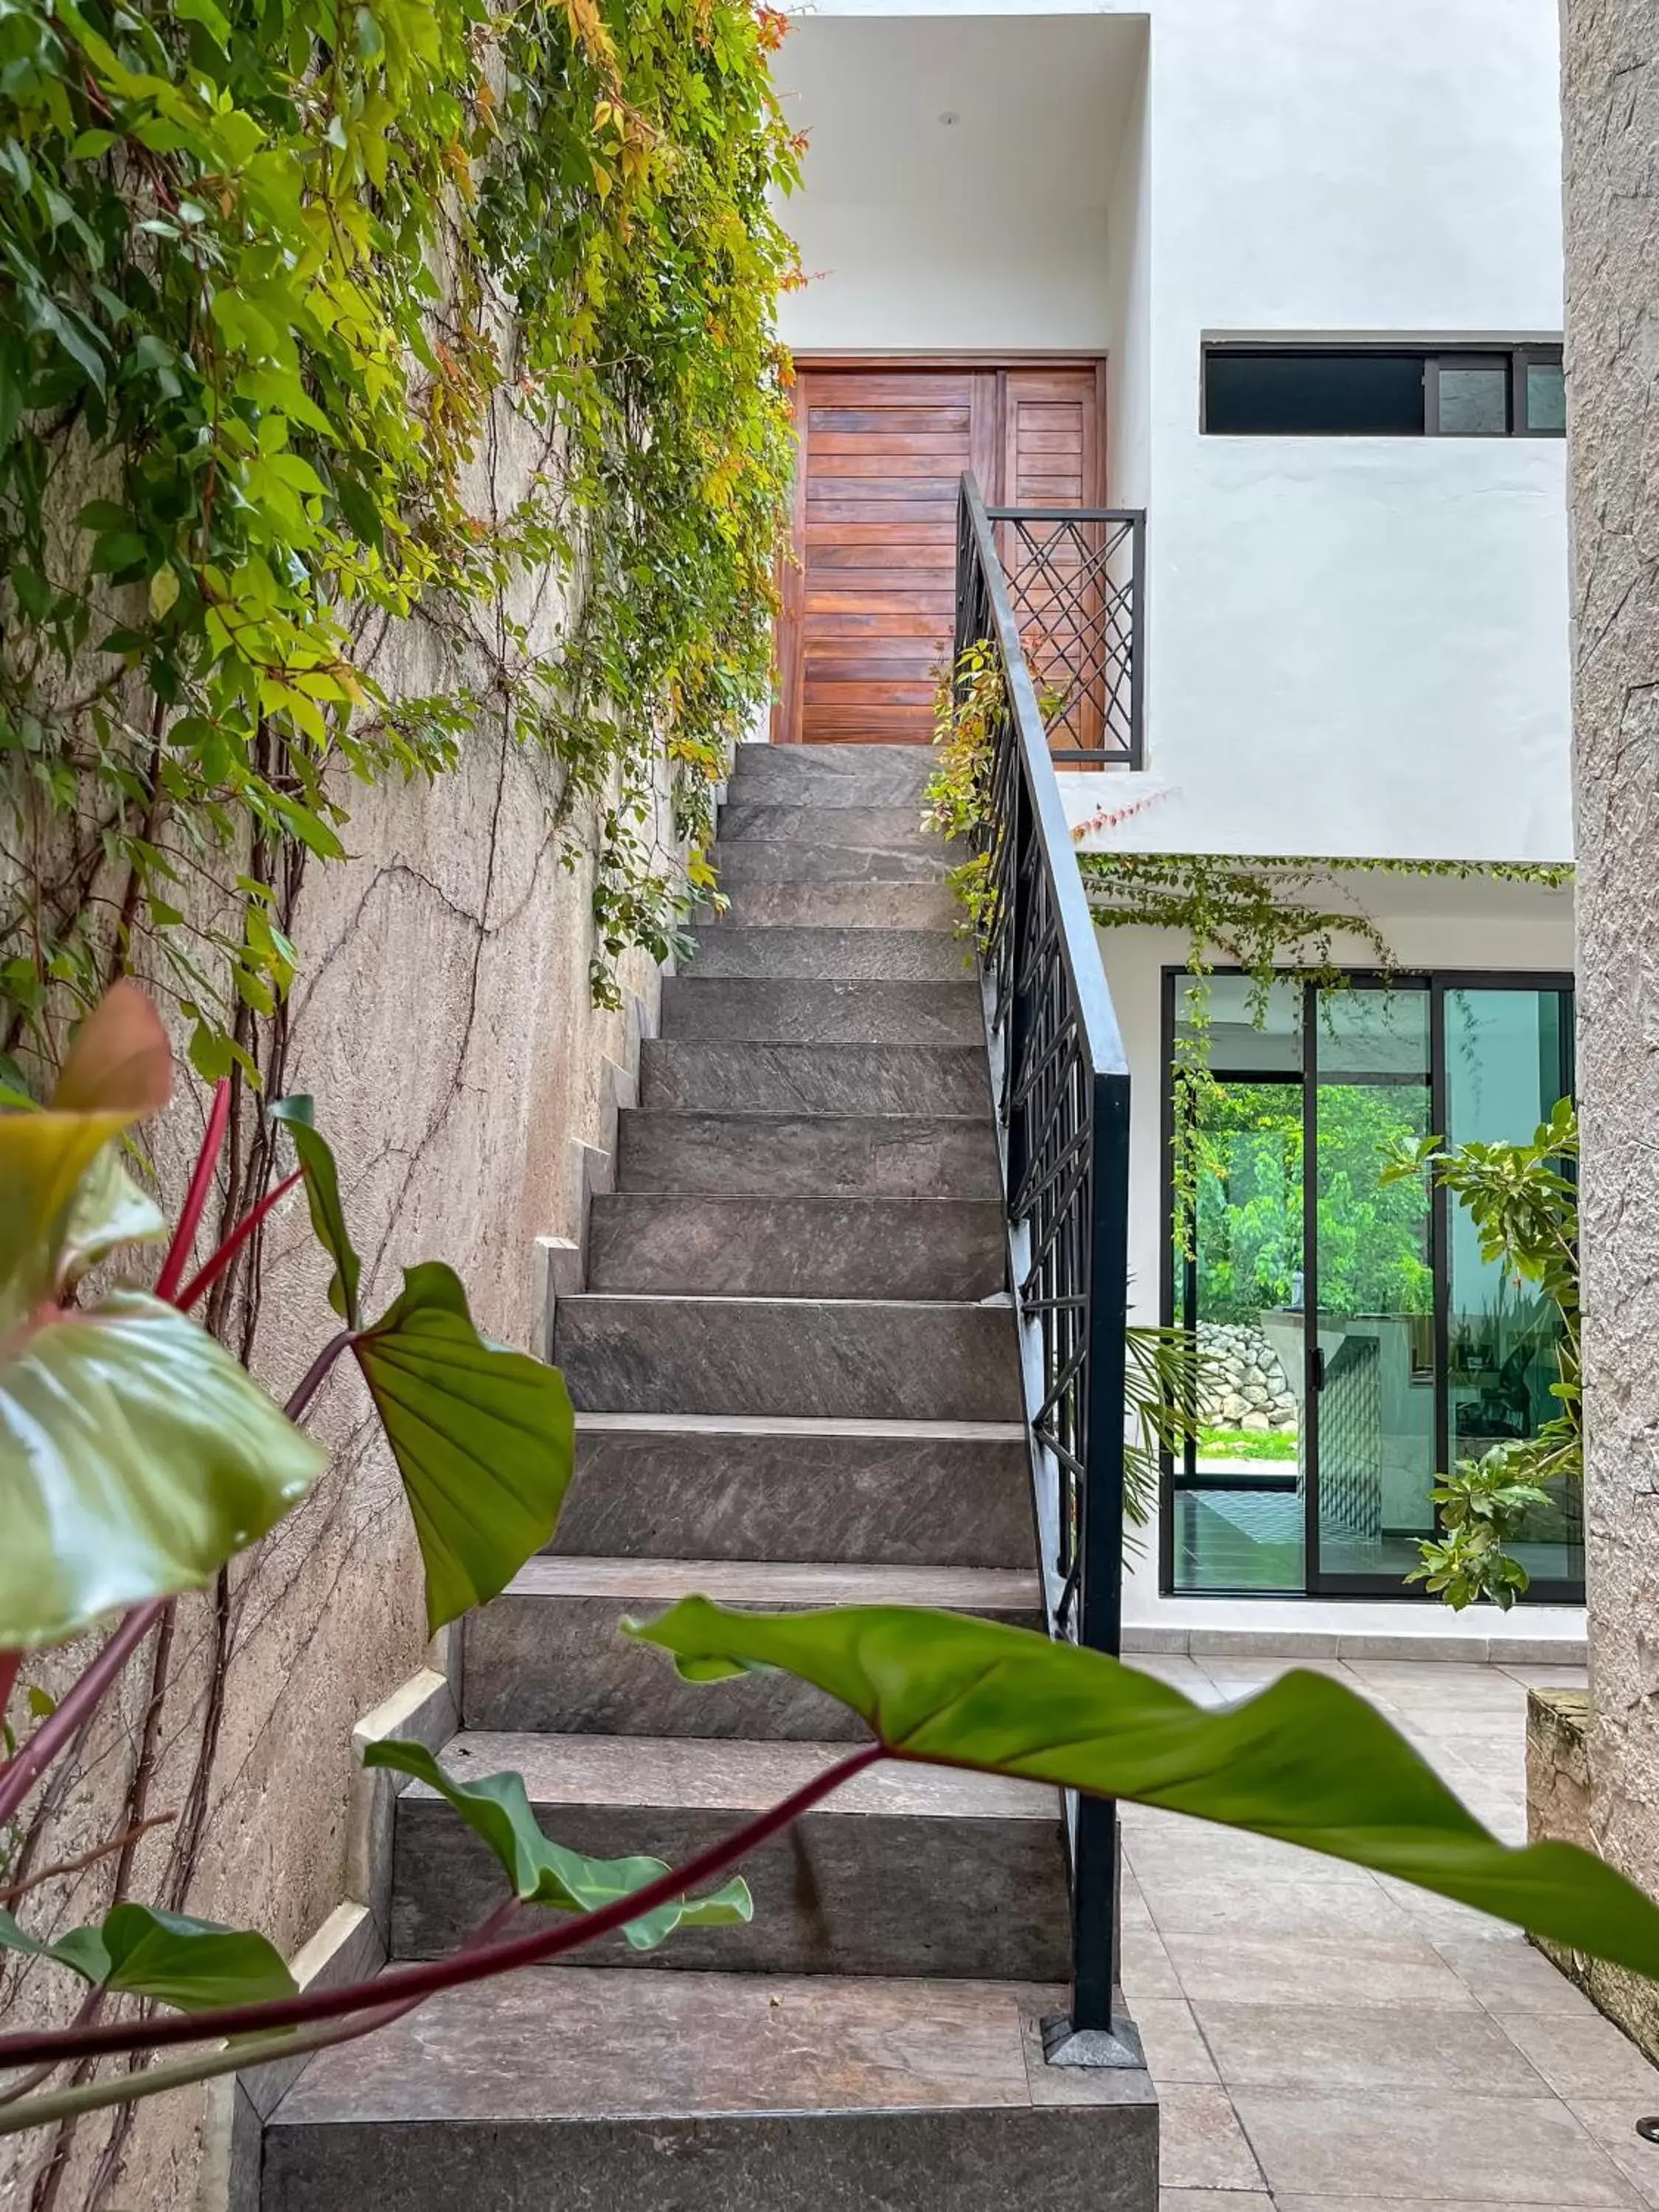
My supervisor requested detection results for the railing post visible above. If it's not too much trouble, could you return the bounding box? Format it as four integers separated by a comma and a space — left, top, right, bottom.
1046, 1065, 1136, 2059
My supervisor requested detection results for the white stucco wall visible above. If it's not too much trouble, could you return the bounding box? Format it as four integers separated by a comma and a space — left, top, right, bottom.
776, 0, 1573, 865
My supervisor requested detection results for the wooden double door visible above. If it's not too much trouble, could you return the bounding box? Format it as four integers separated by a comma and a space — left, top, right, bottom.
773, 361, 1107, 745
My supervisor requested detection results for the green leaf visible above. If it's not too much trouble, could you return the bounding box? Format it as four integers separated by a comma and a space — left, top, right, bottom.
363, 1742, 751, 1950
269, 1096, 361, 1326
0, 1903, 294, 2011
0, 1282, 325, 1649
355, 1263, 574, 1632
627, 1601, 1659, 1981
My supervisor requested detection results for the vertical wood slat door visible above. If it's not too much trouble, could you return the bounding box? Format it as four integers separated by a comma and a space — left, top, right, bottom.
1001, 366, 1107, 757
775, 363, 1103, 745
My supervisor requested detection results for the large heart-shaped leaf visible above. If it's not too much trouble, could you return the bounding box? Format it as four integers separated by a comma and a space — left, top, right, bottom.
0, 1902, 295, 2011
364, 1742, 752, 1950
352, 1265, 575, 1632
0, 1280, 325, 1649
627, 1601, 1659, 1979
270, 1102, 577, 1630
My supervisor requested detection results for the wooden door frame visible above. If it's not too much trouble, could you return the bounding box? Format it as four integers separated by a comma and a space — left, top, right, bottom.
771, 352, 1108, 743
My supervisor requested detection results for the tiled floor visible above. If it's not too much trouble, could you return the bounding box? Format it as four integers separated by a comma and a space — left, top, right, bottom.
1123, 1654, 1659, 2212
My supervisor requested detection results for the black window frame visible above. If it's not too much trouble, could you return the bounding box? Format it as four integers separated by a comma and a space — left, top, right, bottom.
1203, 342, 1565, 439
1156, 964, 1583, 1607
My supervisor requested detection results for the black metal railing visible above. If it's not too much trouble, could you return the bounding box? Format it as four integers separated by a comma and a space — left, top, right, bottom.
955, 473, 1138, 2064
990, 505, 1145, 768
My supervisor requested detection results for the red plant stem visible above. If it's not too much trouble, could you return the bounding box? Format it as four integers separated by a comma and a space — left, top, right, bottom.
0, 1743, 887, 2068
0, 1652, 20, 1732
175, 1168, 305, 1313
154, 1081, 231, 1302
282, 1329, 357, 1423
0, 1604, 166, 1831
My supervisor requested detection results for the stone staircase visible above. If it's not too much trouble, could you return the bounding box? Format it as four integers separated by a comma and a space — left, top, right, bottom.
257, 743, 1158, 2211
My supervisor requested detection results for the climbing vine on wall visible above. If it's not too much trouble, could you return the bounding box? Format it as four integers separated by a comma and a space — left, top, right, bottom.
0, 0, 800, 1082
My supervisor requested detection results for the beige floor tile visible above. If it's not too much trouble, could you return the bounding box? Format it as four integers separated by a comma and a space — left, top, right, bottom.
1568, 2101, 1659, 2208
1376, 1872, 1509, 1943
1193, 1997, 1546, 2092
1158, 2081, 1267, 2193
1131, 1997, 1220, 2085
1164, 1930, 1481, 2011
1231, 2084, 1642, 2206
1135, 1871, 1412, 1944
1159, 2193, 1268, 2210
1437, 1932, 1601, 2014
1121, 1925, 1186, 2006
1273, 2200, 1597, 2211
1501, 2008, 1659, 2097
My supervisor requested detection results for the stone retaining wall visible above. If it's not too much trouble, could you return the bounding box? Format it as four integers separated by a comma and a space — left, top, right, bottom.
1196, 1320, 1298, 1431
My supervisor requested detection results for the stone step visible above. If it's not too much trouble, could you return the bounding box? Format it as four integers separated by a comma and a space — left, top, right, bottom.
716, 804, 939, 851
261, 1966, 1158, 2212
708, 879, 961, 931
615, 1110, 998, 1200
553, 1295, 1022, 1422
660, 976, 981, 1045
554, 1414, 1032, 1568
640, 1038, 990, 1115
388, 1733, 1071, 1980
712, 834, 947, 886
726, 741, 937, 808
588, 1194, 1005, 1298
686, 925, 969, 983
463, 1559, 1042, 1738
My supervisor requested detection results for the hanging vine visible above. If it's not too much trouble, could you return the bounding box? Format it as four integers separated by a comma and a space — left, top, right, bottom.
0, 0, 800, 1079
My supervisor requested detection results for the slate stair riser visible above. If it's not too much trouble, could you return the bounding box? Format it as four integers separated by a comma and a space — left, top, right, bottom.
711, 838, 948, 886
716, 804, 944, 851
686, 928, 970, 983
463, 1593, 1043, 1737
552, 1428, 1033, 1567
639, 1040, 991, 1116
390, 1800, 1071, 1980
262, 2104, 1160, 2212
724, 745, 936, 807
587, 1196, 1006, 1299
616, 1114, 999, 1201
708, 882, 961, 931
661, 978, 982, 1046
553, 1299, 1022, 1422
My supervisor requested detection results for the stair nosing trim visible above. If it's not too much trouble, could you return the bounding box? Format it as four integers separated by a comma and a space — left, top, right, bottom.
574, 1412, 1026, 1440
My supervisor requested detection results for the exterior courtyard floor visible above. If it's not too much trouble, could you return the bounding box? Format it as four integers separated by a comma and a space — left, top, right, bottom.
1122, 1654, 1659, 2211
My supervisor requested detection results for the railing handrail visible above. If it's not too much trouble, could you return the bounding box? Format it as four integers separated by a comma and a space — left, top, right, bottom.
984, 503, 1145, 522
956, 468, 1138, 2062
958, 475, 1131, 1086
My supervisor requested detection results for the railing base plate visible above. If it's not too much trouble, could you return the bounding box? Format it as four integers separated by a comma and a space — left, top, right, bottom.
1040, 2008, 1146, 2071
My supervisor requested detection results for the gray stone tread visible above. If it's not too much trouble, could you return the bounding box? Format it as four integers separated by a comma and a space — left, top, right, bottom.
268, 1966, 1147, 2124
715, 803, 943, 849
661, 976, 981, 1045
684, 925, 970, 982
614, 1111, 998, 1200
428, 1732, 1057, 1820
587, 1192, 1003, 1298
504, 1557, 1040, 1610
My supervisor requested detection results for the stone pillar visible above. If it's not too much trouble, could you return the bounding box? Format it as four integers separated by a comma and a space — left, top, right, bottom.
1565, 0, 1659, 1908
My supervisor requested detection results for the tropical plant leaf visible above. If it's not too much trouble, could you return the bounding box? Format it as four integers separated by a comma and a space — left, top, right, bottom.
269, 1096, 361, 1326
627, 1600, 1659, 1980
354, 1265, 575, 1632
0, 1902, 295, 2011
364, 1742, 751, 1950
0, 1285, 325, 1649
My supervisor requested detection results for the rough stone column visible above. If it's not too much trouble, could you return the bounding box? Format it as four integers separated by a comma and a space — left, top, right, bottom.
1565, 0, 1659, 1891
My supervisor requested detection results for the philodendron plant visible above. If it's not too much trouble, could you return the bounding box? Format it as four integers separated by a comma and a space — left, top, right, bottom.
4, 987, 1659, 2142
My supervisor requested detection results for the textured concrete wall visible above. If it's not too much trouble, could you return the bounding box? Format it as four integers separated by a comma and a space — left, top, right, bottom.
1565, 0, 1659, 1936
0, 443, 665, 2204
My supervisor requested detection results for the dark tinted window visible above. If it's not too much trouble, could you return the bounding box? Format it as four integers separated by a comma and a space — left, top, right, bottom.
1206, 350, 1426, 435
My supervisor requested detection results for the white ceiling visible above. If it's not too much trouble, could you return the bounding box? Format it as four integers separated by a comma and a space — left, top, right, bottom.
773, 15, 1146, 214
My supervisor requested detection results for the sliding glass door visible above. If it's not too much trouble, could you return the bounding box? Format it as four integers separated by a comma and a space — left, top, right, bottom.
1166, 971, 1579, 1601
